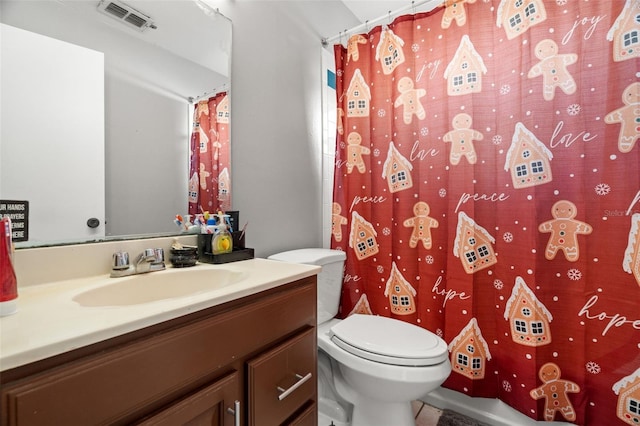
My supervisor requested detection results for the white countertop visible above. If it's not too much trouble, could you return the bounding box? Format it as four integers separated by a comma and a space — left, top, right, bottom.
0, 258, 320, 372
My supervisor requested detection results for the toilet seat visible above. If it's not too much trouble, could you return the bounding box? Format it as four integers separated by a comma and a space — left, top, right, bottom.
329, 314, 448, 367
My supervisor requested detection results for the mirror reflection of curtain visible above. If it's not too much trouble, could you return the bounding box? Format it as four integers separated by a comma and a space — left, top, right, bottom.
331, 1, 639, 425
188, 92, 231, 216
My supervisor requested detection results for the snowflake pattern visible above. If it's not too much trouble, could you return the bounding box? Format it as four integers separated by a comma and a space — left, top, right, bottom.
411, 43, 420, 53
500, 84, 511, 95
567, 268, 582, 281
377, 109, 386, 117
336, 69, 344, 77
594, 183, 610, 196
492, 135, 503, 145
439, 188, 447, 197
382, 227, 391, 236
502, 380, 512, 392
425, 255, 435, 264
377, 265, 385, 274
420, 127, 429, 136
436, 328, 444, 337
373, 148, 381, 157
494, 279, 504, 290
586, 361, 601, 374
556, 0, 568, 5
567, 104, 581, 116
503, 232, 513, 243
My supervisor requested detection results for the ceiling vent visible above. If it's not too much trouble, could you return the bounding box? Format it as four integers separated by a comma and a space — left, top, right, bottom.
97, 0, 156, 32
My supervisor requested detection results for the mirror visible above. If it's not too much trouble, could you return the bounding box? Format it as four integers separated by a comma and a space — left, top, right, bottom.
0, 0, 231, 248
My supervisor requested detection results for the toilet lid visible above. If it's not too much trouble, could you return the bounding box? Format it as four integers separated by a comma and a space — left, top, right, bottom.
329, 314, 448, 367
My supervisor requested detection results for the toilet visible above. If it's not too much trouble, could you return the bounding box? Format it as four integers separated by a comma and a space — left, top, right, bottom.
268, 248, 451, 426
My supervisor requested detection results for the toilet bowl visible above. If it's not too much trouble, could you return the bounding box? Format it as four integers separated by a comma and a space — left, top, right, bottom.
268, 249, 451, 426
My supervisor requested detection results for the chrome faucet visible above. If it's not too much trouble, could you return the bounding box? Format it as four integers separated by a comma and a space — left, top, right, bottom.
110, 248, 165, 277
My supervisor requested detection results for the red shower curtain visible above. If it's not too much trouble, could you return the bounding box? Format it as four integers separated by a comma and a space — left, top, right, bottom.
188, 92, 231, 216
331, 1, 639, 425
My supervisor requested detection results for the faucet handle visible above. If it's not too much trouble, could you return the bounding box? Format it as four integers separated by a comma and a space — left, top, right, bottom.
112, 251, 130, 270
153, 248, 165, 264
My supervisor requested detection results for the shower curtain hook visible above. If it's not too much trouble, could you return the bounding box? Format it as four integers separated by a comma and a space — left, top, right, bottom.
388, 10, 392, 25
412, 0, 416, 15
365, 19, 369, 32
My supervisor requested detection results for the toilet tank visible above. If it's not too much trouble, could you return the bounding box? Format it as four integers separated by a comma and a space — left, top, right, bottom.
268, 248, 346, 325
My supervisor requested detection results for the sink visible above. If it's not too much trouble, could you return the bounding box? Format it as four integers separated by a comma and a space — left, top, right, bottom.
73, 267, 246, 307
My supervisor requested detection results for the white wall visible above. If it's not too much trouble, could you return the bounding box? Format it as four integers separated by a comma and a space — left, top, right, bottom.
225, 1, 358, 258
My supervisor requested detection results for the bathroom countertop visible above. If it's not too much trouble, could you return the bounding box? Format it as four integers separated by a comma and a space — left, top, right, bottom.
0, 258, 320, 372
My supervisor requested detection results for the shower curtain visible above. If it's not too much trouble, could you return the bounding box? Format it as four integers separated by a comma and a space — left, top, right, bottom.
330, 1, 639, 425
188, 92, 231, 216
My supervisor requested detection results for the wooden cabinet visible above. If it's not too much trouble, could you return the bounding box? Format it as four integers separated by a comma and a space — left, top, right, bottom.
0, 276, 317, 426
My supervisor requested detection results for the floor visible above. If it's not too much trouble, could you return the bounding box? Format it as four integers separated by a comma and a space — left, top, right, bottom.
412, 401, 444, 426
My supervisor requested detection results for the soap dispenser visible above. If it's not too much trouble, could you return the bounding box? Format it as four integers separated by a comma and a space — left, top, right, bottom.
211, 212, 233, 255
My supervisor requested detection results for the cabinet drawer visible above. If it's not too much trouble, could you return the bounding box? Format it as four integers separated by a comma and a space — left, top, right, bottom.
248, 327, 316, 426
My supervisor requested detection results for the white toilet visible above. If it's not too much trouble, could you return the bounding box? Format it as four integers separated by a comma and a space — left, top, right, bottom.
268, 248, 451, 426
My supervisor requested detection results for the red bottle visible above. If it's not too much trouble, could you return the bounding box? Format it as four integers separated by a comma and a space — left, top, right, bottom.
1, 217, 18, 316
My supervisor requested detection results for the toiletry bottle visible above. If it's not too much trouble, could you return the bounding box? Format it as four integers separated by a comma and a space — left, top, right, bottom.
0, 217, 18, 316
211, 213, 233, 255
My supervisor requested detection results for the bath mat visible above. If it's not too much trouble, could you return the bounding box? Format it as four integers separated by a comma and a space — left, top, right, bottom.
436, 409, 488, 426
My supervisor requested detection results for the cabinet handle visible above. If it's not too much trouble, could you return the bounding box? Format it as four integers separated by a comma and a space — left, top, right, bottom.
226, 400, 240, 426
277, 372, 313, 401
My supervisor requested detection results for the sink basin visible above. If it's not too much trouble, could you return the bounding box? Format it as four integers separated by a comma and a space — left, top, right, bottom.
73, 267, 246, 307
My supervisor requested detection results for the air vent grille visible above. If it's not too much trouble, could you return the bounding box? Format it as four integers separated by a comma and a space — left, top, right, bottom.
97, 0, 156, 32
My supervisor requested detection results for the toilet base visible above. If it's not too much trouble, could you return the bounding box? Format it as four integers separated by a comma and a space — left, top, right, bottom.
351, 400, 415, 426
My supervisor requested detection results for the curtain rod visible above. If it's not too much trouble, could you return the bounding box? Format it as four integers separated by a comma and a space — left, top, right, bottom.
322, 0, 443, 46
189, 84, 229, 104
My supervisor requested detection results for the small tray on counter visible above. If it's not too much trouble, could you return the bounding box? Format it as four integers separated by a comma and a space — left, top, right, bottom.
197, 234, 254, 264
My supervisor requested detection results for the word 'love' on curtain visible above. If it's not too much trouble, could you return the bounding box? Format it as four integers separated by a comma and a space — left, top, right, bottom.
331, 1, 639, 425
188, 92, 231, 216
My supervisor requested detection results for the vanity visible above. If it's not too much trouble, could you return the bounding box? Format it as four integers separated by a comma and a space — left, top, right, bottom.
0, 238, 320, 426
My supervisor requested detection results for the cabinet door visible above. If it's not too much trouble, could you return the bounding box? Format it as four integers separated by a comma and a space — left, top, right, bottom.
136, 370, 241, 426
247, 327, 316, 426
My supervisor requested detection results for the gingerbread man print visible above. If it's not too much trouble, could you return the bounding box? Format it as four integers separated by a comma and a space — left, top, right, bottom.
347, 34, 367, 62
441, 0, 476, 29
605, 82, 640, 153
538, 200, 592, 262
442, 113, 483, 165
346, 132, 371, 174
403, 201, 439, 249
331, 202, 348, 242
527, 39, 577, 101
394, 77, 426, 125
530, 362, 580, 422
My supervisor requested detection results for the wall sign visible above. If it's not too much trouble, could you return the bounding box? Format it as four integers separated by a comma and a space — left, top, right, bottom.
0, 200, 29, 242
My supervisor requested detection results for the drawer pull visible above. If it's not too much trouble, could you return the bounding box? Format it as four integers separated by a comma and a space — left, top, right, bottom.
226, 400, 240, 426
277, 372, 313, 401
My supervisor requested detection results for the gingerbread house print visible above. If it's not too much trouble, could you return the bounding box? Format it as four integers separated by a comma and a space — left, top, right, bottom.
198, 125, 209, 153
375, 28, 405, 75
504, 276, 553, 347
216, 94, 230, 124
346, 69, 371, 117
382, 142, 413, 193
448, 318, 492, 380
348, 294, 374, 316
613, 367, 640, 425
453, 211, 497, 274
443, 35, 487, 96
606, 0, 640, 62
349, 211, 379, 260
496, 0, 547, 40
623, 213, 640, 287
218, 167, 230, 203
383, 262, 417, 315
188, 173, 199, 203
504, 122, 553, 189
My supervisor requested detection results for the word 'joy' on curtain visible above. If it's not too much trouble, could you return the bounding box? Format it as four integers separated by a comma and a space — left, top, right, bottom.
331, 1, 639, 425
188, 92, 231, 216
